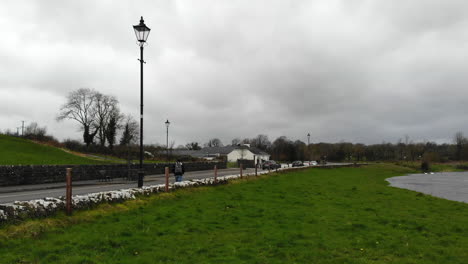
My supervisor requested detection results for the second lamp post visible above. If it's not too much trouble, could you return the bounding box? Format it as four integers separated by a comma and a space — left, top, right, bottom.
165, 119, 170, 160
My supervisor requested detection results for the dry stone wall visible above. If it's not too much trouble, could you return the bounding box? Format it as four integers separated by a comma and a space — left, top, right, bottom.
0, 162, 226, 186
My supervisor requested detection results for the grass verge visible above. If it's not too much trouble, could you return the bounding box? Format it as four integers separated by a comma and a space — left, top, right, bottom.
1, 164, 468, 263
0, 135, 111, 165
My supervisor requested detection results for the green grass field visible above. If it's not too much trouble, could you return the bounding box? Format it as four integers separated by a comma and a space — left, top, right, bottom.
0, 135, 110, 165
1, 164, 468, 263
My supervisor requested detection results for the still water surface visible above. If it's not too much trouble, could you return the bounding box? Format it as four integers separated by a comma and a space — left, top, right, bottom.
387, 172, 468, 203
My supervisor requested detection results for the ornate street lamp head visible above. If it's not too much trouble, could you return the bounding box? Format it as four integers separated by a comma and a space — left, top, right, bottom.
133, 16, 151, 46
165, 119, 170, 128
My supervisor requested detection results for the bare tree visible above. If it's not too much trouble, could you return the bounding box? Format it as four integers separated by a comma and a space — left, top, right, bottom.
454, 132, 466, 161
169, 140, 176, 150
186, 142, 201, 150
95, 93, 120, 147
205, 138, 223, 147
251, 134, 271, 151
24, 122, 47, 138
353, 143, 365, 161
231, 138, 241, 146
120, 115, 139, 146
405, 134, 410, 145
57, 88, 99, 146
241, 138, 251, 144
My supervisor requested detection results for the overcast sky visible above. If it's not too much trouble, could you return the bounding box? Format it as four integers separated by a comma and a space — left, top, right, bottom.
1, 0, 468, 146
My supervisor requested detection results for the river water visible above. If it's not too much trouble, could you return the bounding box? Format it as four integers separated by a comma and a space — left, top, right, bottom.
386, 172, 468, 203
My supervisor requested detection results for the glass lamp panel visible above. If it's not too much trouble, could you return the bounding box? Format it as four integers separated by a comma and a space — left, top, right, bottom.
142, 29, 150, 42
133, 25, 150, 42
133, 27, 142, 41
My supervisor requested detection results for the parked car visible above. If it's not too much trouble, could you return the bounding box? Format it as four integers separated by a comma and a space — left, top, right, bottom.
262, 160, 281, 170
292, 161, 304, 167
309, 161, 318, 166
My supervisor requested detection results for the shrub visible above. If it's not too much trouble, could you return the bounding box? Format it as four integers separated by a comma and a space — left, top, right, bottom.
63, 139, 84, 151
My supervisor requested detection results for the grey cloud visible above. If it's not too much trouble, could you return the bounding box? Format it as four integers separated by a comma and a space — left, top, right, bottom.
1, 0, 468, 146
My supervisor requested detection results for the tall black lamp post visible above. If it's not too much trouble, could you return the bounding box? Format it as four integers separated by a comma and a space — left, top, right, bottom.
165, 119, 170, 160
133, 16, 151, 188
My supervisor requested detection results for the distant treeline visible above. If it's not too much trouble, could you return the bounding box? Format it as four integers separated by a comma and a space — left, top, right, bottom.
4, 122, 468, 163
204, 134, 465, 163
268, 135, 467, 163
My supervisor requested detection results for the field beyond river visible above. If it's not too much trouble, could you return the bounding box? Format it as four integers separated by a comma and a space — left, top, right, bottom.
1, 164, 467, 263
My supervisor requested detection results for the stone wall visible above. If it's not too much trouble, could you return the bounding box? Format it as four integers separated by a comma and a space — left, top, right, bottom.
0, 161, 226, 187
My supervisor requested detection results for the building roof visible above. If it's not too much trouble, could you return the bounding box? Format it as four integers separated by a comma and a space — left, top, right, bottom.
249, 147, 270, 156
197, 145, 270, 156
196, 146, 236, 155
163, 145, 270, 158
163, 149, 199, 156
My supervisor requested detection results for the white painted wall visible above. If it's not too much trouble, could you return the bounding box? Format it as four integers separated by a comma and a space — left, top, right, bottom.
255, 154, 270, 164
227, 149, 254, 162
227, 149, 270, 163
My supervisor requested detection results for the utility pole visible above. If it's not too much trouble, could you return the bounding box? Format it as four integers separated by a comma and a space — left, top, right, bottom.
307, 133, 310, 145
21, 121, 25, 137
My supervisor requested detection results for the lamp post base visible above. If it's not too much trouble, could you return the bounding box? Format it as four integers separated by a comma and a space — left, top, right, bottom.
138, 171, 144, 188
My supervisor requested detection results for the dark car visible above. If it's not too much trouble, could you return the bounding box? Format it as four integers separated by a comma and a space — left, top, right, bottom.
262, 160, 281, 170
292, 161, 304, 167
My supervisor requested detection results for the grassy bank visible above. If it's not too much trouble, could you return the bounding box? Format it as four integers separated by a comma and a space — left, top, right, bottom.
0, 135, 111, 165
393, 160, 468, 172
1, 164, 468, 263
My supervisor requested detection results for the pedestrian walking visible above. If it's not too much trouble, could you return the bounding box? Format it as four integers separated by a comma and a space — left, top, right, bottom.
173, 159, 185, 182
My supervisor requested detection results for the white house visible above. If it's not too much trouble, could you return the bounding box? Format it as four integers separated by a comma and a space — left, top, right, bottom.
194, 145, 270, 163
226, 145, 270, 164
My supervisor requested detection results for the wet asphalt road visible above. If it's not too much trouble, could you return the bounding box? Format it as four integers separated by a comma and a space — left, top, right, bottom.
0, 168, 258, 204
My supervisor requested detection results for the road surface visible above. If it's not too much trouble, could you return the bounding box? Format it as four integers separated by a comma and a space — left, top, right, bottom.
0, 168, 258, 204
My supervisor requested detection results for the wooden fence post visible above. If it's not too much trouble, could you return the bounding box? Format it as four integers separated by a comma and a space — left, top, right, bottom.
255, 161, 258, 177
165, 167, 169, 192
214, 165, 218, 184
66, 168, 72, 216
